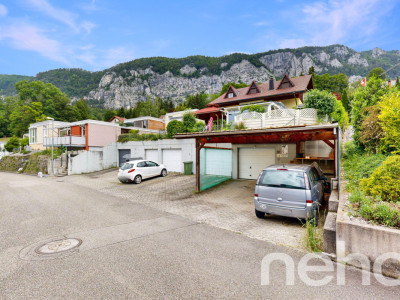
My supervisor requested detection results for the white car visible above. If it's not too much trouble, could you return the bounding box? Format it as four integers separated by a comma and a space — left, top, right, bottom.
118, 160, 167, 184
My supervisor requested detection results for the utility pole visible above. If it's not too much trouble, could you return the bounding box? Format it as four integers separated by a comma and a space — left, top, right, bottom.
47, 117, 54, 175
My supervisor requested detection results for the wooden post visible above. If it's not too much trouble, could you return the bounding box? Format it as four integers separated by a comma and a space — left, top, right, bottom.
196, 139, 205, 193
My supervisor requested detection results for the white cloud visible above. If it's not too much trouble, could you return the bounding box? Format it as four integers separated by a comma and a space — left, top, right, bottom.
24, 0, 95, 33
278, 38, 307, 49
254, 21, 269, 27
0, 22, 68, 64
0, 3, 7, 17
300, 0, 396, 46
102, 47, 135, 68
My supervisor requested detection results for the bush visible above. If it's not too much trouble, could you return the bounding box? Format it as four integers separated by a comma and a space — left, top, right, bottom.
342, 141, 364, 159
330, 100, 349, 129
20, 137, 29, 147
117, 131, 165, 143
378, 91, 400, 154
349, 190, 400, 228
166, 120, 183, 138
361, 155, 400, 202
182, 113, 196, 133
303, 89, 337, 117
343, 153, 386, 189
240, 104, 266, 114
4, 137, 20, 152
234, 122, 246, 130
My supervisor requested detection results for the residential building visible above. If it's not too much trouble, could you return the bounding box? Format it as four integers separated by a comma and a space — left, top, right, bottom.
28, 120, 70, 150
109, 116, 126, 123
165, 109, 199, 126
124, 116, 165, 131
194, 74, 314, 127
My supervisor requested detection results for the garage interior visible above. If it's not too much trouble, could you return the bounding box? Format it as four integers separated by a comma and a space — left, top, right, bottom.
175, 124, 340, 192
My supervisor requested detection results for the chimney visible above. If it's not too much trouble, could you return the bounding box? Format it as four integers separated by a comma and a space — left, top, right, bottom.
269, 76, 274, 90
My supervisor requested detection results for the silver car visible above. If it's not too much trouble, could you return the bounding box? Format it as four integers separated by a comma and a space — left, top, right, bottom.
254, 163, 326, 224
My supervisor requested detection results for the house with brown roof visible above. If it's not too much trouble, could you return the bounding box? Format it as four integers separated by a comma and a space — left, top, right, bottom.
194, 74, 314, 127
109, 116, 127, 123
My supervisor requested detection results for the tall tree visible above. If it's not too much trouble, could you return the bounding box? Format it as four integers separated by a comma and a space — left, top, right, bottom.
341, 89, 350, 112
367, 67, 386, 80
74, 99, 90, 120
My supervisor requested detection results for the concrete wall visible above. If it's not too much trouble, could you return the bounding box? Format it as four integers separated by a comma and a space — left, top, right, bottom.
231, 143, 296, 179
336, 191, 400, 278
117, 139, 196, 173
68, 143, 118, 175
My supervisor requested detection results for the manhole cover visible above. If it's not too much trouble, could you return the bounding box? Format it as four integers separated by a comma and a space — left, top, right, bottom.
35, 238, 82, 255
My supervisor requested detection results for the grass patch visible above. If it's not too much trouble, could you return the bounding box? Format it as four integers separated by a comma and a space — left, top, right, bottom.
0, 137, 11, 143
305, 220, 323, 252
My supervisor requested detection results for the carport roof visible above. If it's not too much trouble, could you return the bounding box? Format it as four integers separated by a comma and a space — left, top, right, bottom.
175, 124, 339, 139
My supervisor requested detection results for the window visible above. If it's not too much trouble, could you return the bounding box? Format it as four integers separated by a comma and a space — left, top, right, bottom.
146, 161, 158, 167
134, 120, 142, 128
121, 163, 134, 170
228, 92, 233, 98
81, 126, 86, 136
308, 168, 320, 186
30, 128, 37, 144
143, 120, 148, 128
259, 170, 306, 190
137, 162, 146, 167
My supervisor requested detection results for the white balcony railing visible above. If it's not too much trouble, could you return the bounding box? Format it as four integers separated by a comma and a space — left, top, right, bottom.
43, 136, 86, 147
234, 108, 318, 129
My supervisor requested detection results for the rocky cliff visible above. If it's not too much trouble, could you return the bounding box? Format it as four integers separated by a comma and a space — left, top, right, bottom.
2, 44, 400, 109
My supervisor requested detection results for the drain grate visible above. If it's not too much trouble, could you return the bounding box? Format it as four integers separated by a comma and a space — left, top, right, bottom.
35, 238, 82, 255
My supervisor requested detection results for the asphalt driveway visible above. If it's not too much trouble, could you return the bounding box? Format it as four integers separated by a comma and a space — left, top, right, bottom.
66, 170, 307, 249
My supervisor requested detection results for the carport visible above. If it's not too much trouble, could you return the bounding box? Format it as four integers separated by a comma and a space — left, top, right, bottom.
175, 124, 340, 193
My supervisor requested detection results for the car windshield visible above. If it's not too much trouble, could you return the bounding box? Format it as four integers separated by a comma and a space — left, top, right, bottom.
260, 170, 306, 190
121, 163, 134, 170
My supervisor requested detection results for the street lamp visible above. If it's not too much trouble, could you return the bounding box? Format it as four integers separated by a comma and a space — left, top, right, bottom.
46, 117, 54, 175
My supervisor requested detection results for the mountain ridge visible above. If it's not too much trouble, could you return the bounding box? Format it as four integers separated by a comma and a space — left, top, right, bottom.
1, 44, 400, 109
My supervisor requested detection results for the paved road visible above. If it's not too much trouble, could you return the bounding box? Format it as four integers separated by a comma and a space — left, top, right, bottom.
0, 172, 399, 299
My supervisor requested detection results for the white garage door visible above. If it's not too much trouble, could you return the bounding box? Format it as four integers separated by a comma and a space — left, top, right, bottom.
145, 149, 159, 163
162, 149, 182, 173
239, 148, 275, 179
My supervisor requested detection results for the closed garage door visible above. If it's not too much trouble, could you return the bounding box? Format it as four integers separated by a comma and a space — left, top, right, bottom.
162, 149, 182, 172
118, 149, 131, 166
145, 149, 159, 163
239, 148, 275, 179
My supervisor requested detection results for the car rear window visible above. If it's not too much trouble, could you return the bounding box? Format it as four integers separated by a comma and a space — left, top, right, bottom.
121, 163, 134, 170
259, 170, 306, 190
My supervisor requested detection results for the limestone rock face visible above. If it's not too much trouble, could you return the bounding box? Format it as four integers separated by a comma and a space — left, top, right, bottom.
372, 47, 386, 58
347, 53, 369, 67
88, 60, 273, 109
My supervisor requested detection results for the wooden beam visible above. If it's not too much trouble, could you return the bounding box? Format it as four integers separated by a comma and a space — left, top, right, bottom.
195, 139, 205, 193
323, 139, 335, 149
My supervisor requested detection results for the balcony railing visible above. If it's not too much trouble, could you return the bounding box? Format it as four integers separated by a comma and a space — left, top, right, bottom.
234, 108, 318, 129
43, 135, 86, 147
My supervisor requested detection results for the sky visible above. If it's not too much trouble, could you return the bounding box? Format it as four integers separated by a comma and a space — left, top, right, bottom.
0, 0, 399, 76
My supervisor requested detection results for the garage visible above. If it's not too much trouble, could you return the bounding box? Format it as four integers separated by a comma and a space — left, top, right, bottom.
118, 149, 131, 166
238, 147, 275, 179
145, 149, 159, 163
162, 149, 182, 172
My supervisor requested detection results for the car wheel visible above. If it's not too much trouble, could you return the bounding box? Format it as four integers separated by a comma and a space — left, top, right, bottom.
255, 209, 265, 219
161, 169, 167, 177
134, 175, 142, 184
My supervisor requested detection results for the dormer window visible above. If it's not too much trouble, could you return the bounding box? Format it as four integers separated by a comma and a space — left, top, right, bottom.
224, 85, 238, 99
247, 81, 261, 95
277, 74, 295, 89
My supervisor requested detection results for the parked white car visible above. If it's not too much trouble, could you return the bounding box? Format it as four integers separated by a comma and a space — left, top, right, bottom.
118, 160, 167, 184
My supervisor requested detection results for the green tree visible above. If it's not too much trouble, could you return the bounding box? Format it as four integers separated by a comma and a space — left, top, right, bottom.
182, 113, 196, 132
395, 77, 400, 89
303, 89, 336, 117
74, 99, 90, 120
351, 76, 389, 143
367, 67, 386, 80
331, 100, 349, 129
218, 82, 248, 96
185, 93, 208, 109
378, 91, 400, 153
341, 89, 350, 112
313, 73, 348, 93
4, 136, 20, 152
9, 102, 46, 137
166, 120, 183, 138
358, 105, 383, 153
308, 66, 315, 75
43, 99, 57, 118
103, 109, 117, 121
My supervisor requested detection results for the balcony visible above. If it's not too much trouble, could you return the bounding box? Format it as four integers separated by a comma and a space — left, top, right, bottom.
234, 108, 318, 129
43, 135, 86, 147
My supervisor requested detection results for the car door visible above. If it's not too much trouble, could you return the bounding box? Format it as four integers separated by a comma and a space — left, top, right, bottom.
136, 161, 148, 178
145, 161, 160, 177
